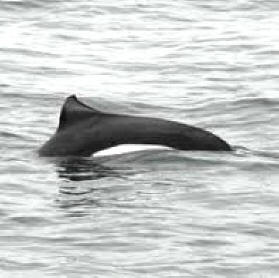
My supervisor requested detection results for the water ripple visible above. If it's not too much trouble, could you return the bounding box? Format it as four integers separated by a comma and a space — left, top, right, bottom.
1, 0, 279, 277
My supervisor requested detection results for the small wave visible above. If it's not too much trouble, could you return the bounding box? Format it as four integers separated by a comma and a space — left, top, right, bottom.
231, 97, 279, 107
0, 131, 24, 139
0, 83, 10, 88
8, 215, 53, 226
0, 47, 59, 58
1, 0, 46, 10
201, 97, 279, 111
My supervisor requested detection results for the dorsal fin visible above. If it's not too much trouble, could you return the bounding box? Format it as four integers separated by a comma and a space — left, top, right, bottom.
58, 94, 102, 130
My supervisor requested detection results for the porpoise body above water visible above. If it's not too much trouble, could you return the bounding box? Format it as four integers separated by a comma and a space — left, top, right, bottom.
39, 95, 231, 157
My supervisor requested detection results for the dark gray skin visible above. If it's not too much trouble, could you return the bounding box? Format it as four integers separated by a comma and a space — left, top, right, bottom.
39, 95, 231, 156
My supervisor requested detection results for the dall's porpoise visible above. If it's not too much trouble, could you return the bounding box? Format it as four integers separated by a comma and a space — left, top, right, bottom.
39, 95, 231, 156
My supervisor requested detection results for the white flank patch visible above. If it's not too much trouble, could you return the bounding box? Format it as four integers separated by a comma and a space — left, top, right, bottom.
94, 144, 172, 157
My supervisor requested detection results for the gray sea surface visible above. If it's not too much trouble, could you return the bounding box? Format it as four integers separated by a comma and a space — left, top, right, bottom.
1, 0, 279, 277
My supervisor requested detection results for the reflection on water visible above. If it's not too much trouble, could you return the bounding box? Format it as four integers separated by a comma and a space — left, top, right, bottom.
54, 156, 138, 217
54, 157, 119, 216
56, 157, 125, 181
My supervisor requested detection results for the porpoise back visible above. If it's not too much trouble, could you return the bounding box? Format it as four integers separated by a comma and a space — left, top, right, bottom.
39, 95, 231, 156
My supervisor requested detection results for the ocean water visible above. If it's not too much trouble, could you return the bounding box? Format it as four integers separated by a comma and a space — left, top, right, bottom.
1, 0, 279, 277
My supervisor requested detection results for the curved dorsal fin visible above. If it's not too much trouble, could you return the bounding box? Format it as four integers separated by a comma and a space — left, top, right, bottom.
58, 94, 102, 130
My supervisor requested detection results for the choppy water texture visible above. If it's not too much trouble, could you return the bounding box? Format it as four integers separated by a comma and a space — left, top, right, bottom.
1, 0, 279, 277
